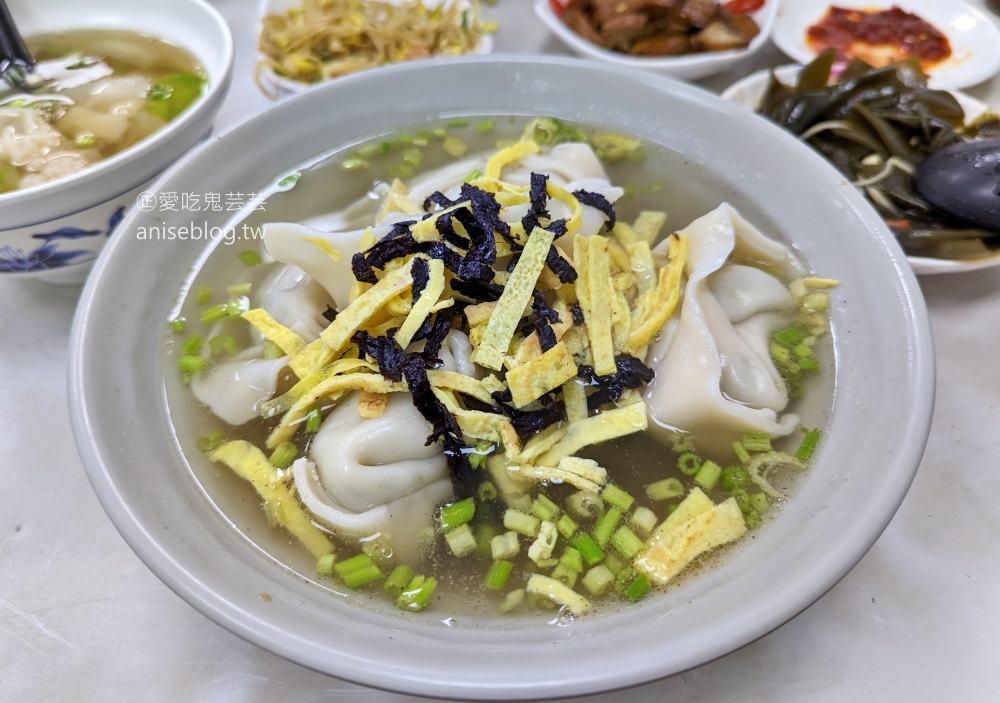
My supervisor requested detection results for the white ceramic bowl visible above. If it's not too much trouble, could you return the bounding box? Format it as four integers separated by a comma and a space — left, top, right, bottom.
721, 64, 1000, 275
772, 0, 1000, 90
534, 0, 777, 81
69, 56, 934, 699
0, 0, 233, 284
256, 0, 494, 96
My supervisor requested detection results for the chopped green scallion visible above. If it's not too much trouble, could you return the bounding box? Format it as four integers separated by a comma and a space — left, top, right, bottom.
531, 494, 560, 522
798, 357, 819, 371
447, 118, 469, 127
178, 355, 206, 374
268, 441, 298, 469
720, 464, 751, 492
226, 282, 253, 296
732, 440, 751, 466
550, 562, 578, 588
462, 168, 482, 183
742, 432, 772, 453
556, 513, 578, 539
169, 317, 187, 333
677, 452, 701, 475
750, 491, 770, 514
304, 408, 322, 433
559, 547, 584, 574
476, 481, 497, 501
614, 566, 651, 602
610, 525, 644, 560
569, 532, 604, 566
196, 429, 225, 453
334, 553, 384, 588
475, 119, 494, 132
397, 575, 437, 611
694, 459, 722, 491
439, 497, 476, 530
199, 303, 229, 323
646, 477, 684, 502
483, 559, 514, 590
581, 564, 615, 596
796, 428, 821, 461
208, 334, 239, 357
772, 324, 810, 347
503, 509, 540, 537
592, 506, 622, 547
445, 523, 477, 557
181, 335, 203, 355
195, 284, 212, 305
601, 483, 634, 512
384, 565, 415, 598
316, 554, 336, 574
468, 439, 493, 469
237, 250, 262, 267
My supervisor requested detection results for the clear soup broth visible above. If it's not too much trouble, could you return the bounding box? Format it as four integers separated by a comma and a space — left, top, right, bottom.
164, 115, 834, 624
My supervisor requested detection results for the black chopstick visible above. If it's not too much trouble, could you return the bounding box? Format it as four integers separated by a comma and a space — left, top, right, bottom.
0, 0, 33, 89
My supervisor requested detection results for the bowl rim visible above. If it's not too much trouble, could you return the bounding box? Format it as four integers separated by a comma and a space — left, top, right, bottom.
69, 53, 935, 699
0, 0, 234, 210
533, 0, 778, 71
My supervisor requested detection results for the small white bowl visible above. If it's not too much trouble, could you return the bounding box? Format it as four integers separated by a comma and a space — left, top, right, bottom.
772, 0, 1000, 90
256, 0, 494, 96
721, 64, 1000, 275
0, 0, 233, 284
534, 0, 778, 81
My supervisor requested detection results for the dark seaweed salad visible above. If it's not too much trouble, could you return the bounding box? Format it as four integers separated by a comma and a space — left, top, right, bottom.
758, 49, 1000, 260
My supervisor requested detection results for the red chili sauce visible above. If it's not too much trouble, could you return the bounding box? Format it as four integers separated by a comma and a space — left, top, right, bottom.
806, 6, 952, 68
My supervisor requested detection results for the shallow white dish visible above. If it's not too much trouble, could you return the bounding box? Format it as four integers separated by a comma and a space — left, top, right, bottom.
256, 0, 493, 96
722, 64, 1000, 276
772, 0, 1000, 90
0, 0, 233, 284
69, 56, 933, 699
534, 0, 777, 81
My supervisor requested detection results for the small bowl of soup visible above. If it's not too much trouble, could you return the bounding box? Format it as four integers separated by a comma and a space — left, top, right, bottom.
0, 0, 233, 284
70, 56, 933, 698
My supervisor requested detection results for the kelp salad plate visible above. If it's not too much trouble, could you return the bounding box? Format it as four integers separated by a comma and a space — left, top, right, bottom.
722, 59, 1000, 275
69, 56, 934, 699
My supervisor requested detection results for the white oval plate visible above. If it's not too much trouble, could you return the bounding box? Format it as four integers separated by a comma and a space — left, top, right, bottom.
256, 0, 493, 96
773, 0, 1000, 90
722, 64, 1000, 275
534, 0, 778, 81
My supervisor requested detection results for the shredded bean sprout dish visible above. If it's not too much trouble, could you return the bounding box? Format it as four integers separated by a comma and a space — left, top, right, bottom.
258, 0, 491, 89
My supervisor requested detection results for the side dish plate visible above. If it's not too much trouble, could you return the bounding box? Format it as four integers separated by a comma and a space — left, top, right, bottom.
772, 0, 1000, 89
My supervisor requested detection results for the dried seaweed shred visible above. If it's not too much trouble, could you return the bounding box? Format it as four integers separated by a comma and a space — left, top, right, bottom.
411, 256, 430, 303
578, 354, 655, 411
573, 189, 616, 230
535, 318, 557, 351
545, 245, 577, 283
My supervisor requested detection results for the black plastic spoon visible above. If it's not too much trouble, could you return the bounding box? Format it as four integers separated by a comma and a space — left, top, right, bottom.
913, 138, 1000, 232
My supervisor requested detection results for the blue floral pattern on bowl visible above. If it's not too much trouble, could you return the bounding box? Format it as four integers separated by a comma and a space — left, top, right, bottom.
1, 190, 136, 283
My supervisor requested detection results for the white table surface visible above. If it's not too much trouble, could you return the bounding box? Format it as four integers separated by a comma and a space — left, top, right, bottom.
3, 1, 1000, 701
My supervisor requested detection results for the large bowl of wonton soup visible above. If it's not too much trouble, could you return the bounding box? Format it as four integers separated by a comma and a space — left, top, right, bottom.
0, 0, 232, 284
69, 56, 934, 699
